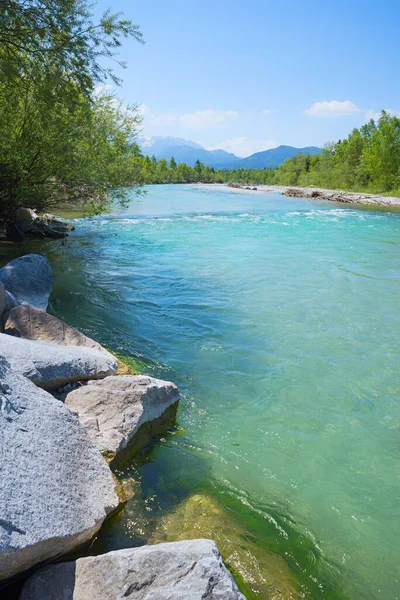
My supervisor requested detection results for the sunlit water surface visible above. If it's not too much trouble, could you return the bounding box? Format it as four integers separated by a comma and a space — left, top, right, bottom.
2, 185, 399, 599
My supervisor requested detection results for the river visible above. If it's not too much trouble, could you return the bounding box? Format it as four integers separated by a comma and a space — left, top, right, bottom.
2, 184, 399, 599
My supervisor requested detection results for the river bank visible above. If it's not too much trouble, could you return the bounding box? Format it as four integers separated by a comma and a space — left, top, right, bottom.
0, 244, 307, 599
223, 182, 400, 207
0, 253, 246, 599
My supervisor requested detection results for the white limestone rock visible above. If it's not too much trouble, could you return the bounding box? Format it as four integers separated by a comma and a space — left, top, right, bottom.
0, 333, 117, 390
0, 357, 119, 582
19, 539, 246, 600
65, 375, 180, 466
4, 304, 111, 356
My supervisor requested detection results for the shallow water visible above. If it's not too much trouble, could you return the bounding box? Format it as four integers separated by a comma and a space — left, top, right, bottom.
2, 185, 399, 599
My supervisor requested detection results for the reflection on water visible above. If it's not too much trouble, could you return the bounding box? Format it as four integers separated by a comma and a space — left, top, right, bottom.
1, 185, 399, 600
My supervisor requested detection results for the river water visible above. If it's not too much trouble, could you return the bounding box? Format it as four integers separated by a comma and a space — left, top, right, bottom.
2, 184, 399, 599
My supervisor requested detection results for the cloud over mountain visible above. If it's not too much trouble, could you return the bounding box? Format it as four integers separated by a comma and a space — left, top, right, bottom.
139, 105, 238, 130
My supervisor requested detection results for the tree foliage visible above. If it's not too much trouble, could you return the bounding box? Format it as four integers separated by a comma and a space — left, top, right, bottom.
0, 0, 143, 222
135, 155, 276, 185
272, 112, 400, 193
0, 0, 143, 91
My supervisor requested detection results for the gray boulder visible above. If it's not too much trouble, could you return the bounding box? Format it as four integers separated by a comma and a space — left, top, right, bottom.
4, 304, 111, 356
65, 375, 179, 466
0, 254, 52, 310
0, 356, 119, 582
19, 539, 246, 600
0, 333, 117, 390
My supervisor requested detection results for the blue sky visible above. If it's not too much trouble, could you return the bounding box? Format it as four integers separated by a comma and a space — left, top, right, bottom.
95, 0, 400, 156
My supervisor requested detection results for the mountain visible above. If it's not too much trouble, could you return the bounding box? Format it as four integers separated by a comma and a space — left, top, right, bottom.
139, 137, 321, 170
150, 144, 239, 168
139, 136, 204, 154
138, 136, 240, 167
221, 145, 322, 170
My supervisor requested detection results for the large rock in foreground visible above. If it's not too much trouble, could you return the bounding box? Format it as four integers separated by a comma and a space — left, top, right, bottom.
4, 304, 111, 356
0, 333, 117, 390
65, 375, 180, 467
20, 539, 246, 600
0, 357, 119, 582
0, 254, 52, 310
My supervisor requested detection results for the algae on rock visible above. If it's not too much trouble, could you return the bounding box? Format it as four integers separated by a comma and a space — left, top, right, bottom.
149, 494, 303, 600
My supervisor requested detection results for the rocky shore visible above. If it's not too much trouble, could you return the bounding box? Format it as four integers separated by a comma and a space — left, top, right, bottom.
4, 208, 75, 241
226, 182, 400, 207
0, 253, 245, 599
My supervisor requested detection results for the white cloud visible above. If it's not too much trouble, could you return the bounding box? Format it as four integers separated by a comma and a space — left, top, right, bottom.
363, 109, 381, 122
262, 109, 272, 114
305, 100, 400, 123
205, 137, 277, 157
138, 104, 151, 118
180, 109, 238, 129
364, 108, 400, 121
139, 106, 238, 130
139, 105, 177, 126
305, 100, 362, 118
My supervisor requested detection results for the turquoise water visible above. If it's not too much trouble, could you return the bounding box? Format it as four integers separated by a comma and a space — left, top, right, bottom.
3, 185, 399, 598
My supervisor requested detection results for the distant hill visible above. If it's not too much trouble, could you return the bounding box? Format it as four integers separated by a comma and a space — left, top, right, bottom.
222, 145, 322, 170
138, 136, 239, 167
139, 137, 321, 170
153, 145, 239, 168
139, 136, 204, 154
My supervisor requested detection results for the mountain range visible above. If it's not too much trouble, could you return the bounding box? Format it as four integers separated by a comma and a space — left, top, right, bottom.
138, 136, 321, 170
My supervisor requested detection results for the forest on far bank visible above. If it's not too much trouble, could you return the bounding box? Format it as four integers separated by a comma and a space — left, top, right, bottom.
136, 111, 400, 197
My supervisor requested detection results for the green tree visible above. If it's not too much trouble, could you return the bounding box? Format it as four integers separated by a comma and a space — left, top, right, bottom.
193, 159, 203, 181
362, 111, 400, 191
156, 158, 169, 183
0, 0, 143, 223
0, 0, 143, 93
175, 163, 192, 182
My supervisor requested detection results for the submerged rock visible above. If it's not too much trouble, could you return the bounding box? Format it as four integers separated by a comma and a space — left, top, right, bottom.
19, 539, 246, 600
4, 304, 111, 356
0, 356, 119, 582
0, 254, 52, 310
150, 494, 301, 599
0, 333, 117, 390
65, 375, 180, 467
